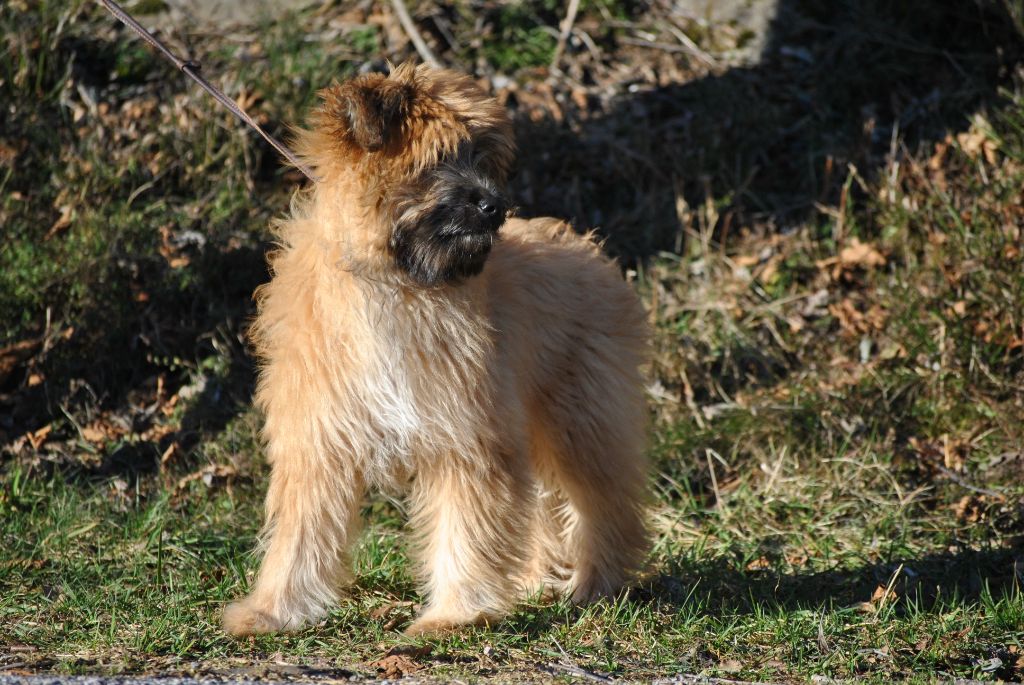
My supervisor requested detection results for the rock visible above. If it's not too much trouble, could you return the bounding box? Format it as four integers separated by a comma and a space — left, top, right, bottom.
673, 0, 777, 60
160, 0, 320, 28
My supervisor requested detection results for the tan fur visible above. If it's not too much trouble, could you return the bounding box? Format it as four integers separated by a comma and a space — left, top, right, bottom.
222, 64, 651, 637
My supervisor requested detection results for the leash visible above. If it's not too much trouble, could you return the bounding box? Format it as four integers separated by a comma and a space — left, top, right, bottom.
96, 0, 317, 182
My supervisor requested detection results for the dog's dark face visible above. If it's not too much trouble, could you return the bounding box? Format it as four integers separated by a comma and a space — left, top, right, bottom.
386, 142, 508, 286
309, 64, 516, 287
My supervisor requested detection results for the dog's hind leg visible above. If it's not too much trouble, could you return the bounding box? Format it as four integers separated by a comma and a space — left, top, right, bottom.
530, 353, 650, 603
223, 385, 365, 636
404, 448, 533, 635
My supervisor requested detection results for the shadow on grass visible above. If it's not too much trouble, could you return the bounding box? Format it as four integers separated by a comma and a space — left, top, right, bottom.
2, 241, 266, 476
513, 0, 1023, 259
645, 546, 1023, 612
497, 546, 1022, 649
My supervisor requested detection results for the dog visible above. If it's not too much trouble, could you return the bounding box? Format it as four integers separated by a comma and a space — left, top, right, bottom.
222, 63, 650, 637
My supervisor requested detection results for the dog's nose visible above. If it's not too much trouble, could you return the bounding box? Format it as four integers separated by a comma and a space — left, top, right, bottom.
477, 196, 501, 216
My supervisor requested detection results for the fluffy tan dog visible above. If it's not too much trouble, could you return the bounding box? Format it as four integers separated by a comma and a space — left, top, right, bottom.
222, 63, 650, 637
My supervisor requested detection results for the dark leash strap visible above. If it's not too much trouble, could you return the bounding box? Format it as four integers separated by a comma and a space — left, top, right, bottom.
97, 0, 317, 182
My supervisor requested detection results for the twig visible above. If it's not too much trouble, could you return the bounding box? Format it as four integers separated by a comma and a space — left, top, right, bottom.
621, 36, 714, 58
936, 465, 1004, 498
665, 24, 717, 68
543, 639, 613, 683
550, 0, 581, 70
572, 26, 603, 65
541, 662, 613, 683
705, 448, 723, 508
430, 12, 460, 53
389, 0, 440, 68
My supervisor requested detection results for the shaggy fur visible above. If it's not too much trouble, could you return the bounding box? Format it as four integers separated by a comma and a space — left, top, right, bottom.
222, 63, 651, 637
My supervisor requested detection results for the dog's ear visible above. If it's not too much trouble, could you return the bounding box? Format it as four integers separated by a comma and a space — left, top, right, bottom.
324, 76, 412, 152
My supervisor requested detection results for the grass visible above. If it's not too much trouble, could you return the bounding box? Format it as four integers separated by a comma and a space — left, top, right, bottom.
2, 0, 1024, 682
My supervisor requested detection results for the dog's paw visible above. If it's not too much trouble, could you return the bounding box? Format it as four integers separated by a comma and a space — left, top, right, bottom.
569, 569, 621, 605
222, 600, 285, 636
403, 609, 491, 637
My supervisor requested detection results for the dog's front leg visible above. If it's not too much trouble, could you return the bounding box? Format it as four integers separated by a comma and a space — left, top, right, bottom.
404, 449, 532, 635
223, 419, 365, 636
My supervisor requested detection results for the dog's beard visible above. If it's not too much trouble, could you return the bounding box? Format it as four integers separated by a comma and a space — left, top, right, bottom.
388, 164, 507, 287
391, 211, 498, 286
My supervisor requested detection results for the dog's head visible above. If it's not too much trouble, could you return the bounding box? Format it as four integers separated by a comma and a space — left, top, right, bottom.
298, 63, 515, 287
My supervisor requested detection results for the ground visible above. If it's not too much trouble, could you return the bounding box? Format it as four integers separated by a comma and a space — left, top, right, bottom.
2, 0, 1024, 682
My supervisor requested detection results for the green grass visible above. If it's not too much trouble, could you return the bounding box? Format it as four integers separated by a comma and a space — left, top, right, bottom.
3, 433, 1022, 681
3, 0, 1024, 682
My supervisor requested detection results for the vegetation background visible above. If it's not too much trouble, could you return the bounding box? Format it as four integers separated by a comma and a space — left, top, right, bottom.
2, 0, 1024, 681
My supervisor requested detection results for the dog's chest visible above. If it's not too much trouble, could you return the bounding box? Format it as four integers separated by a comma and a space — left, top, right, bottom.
353, 288, 495, 465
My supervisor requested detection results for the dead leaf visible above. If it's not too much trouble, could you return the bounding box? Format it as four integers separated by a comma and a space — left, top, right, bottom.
784, 552, 808, 567
870, 584, 895, 606
141, 422, 174, 442
371, 600, 417, 631
829, 299, 887, 337
0, 140, 19, 165
928, 137, 950, 172
957, 122, 998, 165
371, 654, 421, 679
158, 224, 191, 269
745, 557, 771, 571
161, 394, 180, 416
174, 464, 239, 494
839, 238, 886, 269
160, 442, 178, 466
81, 424, 107, 444
368, 645, 431, 679
78, 418, 126, 445
942, 434, 965, 471
234, 89, 262, 112
911, 435, 970, 472
0, 338, 42, 385
816, 238, 886, 279
952, 494, 1003, 523
370, 599, 416, 620
954, 495, 979, 522
571, 87, 588, 110
732, 253, 761, 268
719, 659, 744, 674
26, 424, 52, 450
958, 129, 987, 156
44, 205, 73, 240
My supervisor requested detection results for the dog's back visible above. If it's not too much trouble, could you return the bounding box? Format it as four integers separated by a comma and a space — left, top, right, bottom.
488, 217, 649, 382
